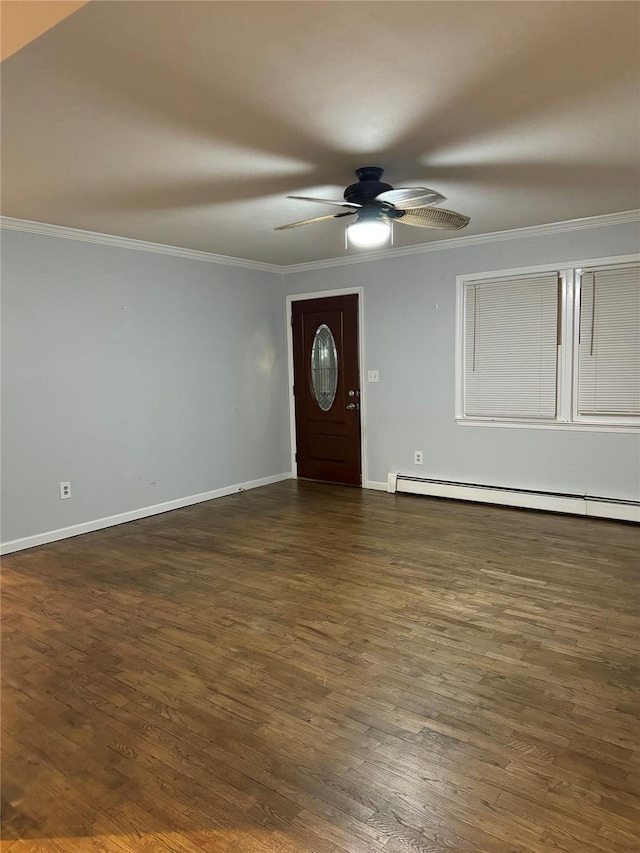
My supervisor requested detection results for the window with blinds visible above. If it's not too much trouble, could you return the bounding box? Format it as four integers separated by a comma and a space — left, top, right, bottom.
463, 273, 559, 419
456, 258, 640, 429
577, 265, 640, 417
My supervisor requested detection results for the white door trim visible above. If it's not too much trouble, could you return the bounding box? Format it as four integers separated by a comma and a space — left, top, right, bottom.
285, 287, 367, 487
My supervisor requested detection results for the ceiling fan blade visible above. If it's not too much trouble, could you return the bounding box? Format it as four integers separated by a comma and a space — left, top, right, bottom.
376, 187, 445, 208
275, 211, 356, 231
396, 206, 470, 230
287, 195, 361, 209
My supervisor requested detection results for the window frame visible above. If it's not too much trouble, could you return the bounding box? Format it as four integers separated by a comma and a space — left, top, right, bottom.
455, 254, 640, 432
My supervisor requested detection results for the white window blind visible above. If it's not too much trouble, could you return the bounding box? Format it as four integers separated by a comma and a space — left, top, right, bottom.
464, 273, 559, 418
578, 265, 640, 417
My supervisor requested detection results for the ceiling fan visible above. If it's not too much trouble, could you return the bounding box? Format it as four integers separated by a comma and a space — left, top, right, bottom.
275, 166, 470, 247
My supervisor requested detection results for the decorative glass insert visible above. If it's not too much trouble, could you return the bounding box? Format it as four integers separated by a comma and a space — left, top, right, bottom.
311, 323, 338, 411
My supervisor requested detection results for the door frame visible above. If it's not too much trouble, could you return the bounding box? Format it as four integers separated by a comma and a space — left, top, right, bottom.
285, 287, 368, 487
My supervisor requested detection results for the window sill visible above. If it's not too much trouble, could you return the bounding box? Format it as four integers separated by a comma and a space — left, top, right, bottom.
455, 418, 640, 433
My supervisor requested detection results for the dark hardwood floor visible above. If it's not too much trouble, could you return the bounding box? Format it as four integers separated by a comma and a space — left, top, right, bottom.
2, 481, 639, 853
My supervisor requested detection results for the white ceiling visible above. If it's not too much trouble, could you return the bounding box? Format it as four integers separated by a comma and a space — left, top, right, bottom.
2, 1, 639, 266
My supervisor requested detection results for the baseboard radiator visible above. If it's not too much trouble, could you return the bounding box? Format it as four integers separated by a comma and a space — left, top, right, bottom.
387, 474, 640, 523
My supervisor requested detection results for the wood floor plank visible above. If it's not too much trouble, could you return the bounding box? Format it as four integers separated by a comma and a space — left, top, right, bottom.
2, 480, 639, 852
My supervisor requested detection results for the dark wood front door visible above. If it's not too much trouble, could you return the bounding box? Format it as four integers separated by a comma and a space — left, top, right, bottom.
292, 294, 361, 486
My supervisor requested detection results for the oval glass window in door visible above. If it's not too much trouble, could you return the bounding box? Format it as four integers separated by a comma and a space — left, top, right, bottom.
310, 323, 338, 411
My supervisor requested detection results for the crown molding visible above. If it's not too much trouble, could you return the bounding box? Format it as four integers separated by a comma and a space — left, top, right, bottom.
0, 216, 282, 274
2, 209, 638, 275
279, 209, 640, 274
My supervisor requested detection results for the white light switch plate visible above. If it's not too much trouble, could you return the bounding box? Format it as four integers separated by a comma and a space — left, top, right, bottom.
368, 370, 379, 382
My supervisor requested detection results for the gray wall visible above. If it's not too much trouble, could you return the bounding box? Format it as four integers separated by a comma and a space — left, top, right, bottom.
2, 219, 638, 548
283, 222, 640, 500
1, 230, 290, 543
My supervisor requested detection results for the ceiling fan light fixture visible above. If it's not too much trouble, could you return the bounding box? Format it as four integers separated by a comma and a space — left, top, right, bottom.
346, 217, 390, 248
276, 167, 469, 242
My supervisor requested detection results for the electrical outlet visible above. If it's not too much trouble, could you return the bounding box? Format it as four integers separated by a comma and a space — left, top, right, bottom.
414, 451, 423, 465
59, 481, 71, 500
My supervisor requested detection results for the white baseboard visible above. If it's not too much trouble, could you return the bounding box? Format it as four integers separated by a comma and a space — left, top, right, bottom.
0, 472, 292, 555
364, 480, 388, 491
585, 500, 640, 523
389, 474, 639, 523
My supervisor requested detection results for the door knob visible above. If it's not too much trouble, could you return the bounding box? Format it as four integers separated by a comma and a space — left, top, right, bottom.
346, 402, 359, 410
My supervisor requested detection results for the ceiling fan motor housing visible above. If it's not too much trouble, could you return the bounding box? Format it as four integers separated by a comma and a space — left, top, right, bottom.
344, 167, 393, 205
